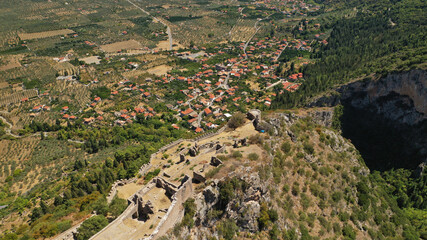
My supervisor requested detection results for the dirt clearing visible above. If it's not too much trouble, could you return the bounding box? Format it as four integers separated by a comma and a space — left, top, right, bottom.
100, 40, 143, 53
145, 64, 172, 76
18, 29, 75, 40
116, 182, 143, 200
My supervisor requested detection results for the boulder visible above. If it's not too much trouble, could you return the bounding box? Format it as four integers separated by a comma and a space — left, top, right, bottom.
247, 109, 261, 121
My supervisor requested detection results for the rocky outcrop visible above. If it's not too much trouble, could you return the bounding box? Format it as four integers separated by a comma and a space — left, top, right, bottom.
309, 109, 334, 127
310, 70, 427, 126
193, 171, 269, 233
309, 70, 427, 170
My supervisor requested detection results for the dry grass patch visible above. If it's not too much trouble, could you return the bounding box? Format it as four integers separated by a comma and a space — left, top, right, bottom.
100, 40, 143, 53
145, 64, 172, 76
18, 29, 75, 40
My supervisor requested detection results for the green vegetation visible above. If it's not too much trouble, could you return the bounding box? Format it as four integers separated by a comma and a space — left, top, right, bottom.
227, 112, 246, 129
273, 0, 426, 109
75, 215, 109, 240
91, 86, 111, 100
217, 219, 238, 240
144, 168, 161, 182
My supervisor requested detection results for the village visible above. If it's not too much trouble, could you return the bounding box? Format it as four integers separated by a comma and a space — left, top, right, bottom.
23, 26, 327, 136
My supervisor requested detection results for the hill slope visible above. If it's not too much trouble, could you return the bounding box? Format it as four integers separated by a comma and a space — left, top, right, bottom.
160, 110, 420, 239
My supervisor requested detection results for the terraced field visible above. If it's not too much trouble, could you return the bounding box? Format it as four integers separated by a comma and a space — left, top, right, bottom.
229, 19, 257, 42
0, 89, 38, 107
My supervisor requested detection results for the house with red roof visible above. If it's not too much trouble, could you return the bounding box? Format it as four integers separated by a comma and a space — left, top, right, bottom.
204, 108, 212, 116
181, 108, 194, 117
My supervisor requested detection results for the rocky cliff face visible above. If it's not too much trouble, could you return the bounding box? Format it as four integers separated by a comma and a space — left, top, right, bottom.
310, 70, 427, 170
310, 69, 427, 126
340, 70, 427, 125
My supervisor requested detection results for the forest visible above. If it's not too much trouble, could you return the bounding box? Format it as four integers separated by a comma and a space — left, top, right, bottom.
272, 0, 426, 109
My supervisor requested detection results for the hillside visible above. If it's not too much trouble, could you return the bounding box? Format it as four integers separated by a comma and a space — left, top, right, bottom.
0, 0, 425, 239
149, 110, 421, 240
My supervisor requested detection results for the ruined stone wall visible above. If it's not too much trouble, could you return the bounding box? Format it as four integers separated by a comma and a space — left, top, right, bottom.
193, 126, 226, 142
106, 163, 152, 204
89, 181, 157, 240
148, 177, 194, 240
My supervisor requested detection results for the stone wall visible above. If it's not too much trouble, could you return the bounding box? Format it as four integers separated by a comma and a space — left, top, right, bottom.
91, 124, 229, 239
89, 181, 157, 240
145, 177, 194, 240
106, 163, 152, 204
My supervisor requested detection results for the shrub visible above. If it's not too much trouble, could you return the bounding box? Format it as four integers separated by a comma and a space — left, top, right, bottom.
281, 142, 292, 153
301, 193, 311, 210
248, 153, 259, 161
303, 142, 315, 155
282, 228, 298, 240
269, 224, 280, 240
227, 112, 246, 129
231, 151, 243, 159
342, 224, 356, 240
291, 183, 300, 196
282, 184, 290, 193
333, 222, 341, 233
217, 219, 238, 240
332, 191, 343, 203
249, 134, 263, 144
144, 169, 160, 182
182, 198, 196, 228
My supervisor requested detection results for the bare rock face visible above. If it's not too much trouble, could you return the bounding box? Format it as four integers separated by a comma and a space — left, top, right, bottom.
247, 109, 261, 121
287, 130, 297, 142
309, 110, 334, 127
195, 185, 220, 227
414, 161, 426, 178
203, 186, 219, 204
236, 201, 260, 232
309, 70, 427, 125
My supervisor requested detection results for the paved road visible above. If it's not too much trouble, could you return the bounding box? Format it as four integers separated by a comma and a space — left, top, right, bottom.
126, 0, 173, 50
265, 78, 286, 90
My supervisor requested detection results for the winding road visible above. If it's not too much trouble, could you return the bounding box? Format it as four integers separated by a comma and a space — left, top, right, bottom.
0, 115, 22, 138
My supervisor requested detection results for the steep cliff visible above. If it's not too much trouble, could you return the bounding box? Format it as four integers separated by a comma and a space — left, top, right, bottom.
309, 70, 427, 171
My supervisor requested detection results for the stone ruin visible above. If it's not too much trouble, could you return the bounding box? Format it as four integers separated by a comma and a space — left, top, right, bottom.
178, 154, 186, 164
189, 142, 199, 157
192, 156, 224, 183
215, 143, 226, 153
133, 198, 154, 221
210, 156, 223, 167
233, 138, 248, 148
